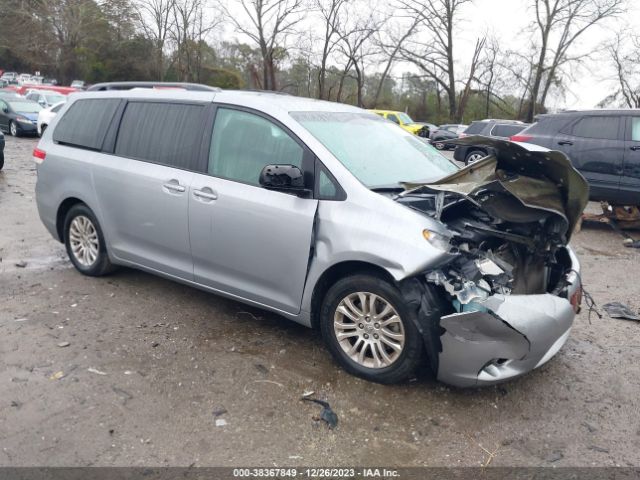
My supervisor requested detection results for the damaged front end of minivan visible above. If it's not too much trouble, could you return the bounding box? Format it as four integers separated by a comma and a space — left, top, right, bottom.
398, 137, 589, 387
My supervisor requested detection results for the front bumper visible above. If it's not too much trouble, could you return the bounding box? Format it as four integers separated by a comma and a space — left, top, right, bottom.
436, 248, 581, 387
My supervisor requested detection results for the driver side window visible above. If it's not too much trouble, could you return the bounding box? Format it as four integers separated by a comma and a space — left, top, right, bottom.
208, 108, 304, 186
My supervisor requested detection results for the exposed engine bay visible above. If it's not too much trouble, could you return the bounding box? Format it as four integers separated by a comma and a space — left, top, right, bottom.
399, 136, 589, 310
394, 137, 589, 386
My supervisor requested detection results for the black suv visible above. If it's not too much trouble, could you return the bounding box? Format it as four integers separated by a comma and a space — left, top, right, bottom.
454, 120, 528, 165
512, 110, 640, 205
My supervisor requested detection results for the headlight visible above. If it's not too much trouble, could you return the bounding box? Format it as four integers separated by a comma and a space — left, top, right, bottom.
423, 229, 452, 251
17, 116, 32, 124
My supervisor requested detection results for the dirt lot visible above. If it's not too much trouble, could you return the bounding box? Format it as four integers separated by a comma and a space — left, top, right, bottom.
1, 136, 639, 467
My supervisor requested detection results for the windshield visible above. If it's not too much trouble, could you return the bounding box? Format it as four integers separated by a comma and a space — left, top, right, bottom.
397, 112, 413, 124
8, 101, 42, 113
292, 111, 457, 188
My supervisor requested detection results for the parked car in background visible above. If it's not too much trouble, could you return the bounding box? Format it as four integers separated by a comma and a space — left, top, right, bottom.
0, 130, 4, 170
37, 102, 65, 136
34, 83, 585, 387
0, 79, 8, 88
512, 110, 640, 205
0, 97, 42, 136
369, 109, 430, 137
43, 78, 58, 85
14, 85, 77, 96
1, 72, 18, 84
26, 90, 67, 108
28, 76, 44, 85
70, 80, 86, 89
0, 89, 20, 98
454, 120, 529, 165
429, 124, 468, 150
18, 74, 32, 85
413, 122, 439, 138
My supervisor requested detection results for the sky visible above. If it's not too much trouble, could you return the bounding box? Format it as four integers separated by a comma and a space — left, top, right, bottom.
449, 0, 638, 110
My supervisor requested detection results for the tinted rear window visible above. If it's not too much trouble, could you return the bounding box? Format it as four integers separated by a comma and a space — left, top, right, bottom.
464, 122, 488, 134
115, 102, 206, 170
53, 99, 120, 150
491, 124, 525, 137
569, 116, 620, 140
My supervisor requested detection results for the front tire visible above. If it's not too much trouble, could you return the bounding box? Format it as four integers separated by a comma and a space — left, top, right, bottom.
320, 274, 423, 384
433, 141, 445, 150
64, 204, 114, 276
9, 121, 19, 137
465, 150, 486, 165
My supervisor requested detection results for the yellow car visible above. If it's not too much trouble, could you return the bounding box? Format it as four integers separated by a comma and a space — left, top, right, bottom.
369, 109, 429, 137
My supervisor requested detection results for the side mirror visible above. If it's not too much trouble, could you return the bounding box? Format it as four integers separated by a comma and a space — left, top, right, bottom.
259, 164, 308, 194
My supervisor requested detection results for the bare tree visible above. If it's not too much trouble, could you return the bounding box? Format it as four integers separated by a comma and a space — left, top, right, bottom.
525, 0, 623, 122
134, 0, 176, 80
315, 0, 348, 99
171, 0, 220, 82
371, 13, 421, 108
219, 0, 304, 90
398, 0, 473, 121
455, 36, 485, 120
602, 33, 640, 108
336, 10, 384, 107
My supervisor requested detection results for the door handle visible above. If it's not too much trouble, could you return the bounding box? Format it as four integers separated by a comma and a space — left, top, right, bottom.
630, 146, 640, 151
163, 182, 186, 193
193, 188, 218, 201
558, 141, 573, 146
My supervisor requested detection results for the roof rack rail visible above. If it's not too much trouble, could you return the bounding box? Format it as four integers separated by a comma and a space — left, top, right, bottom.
87, 82, 221, 92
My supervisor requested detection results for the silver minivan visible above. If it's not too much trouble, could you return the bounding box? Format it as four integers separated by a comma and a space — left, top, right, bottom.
34, 84, 588, 387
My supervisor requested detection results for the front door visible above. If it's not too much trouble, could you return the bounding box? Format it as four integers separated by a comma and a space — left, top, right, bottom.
189, 107, 318, 314
554, 115, 624, 201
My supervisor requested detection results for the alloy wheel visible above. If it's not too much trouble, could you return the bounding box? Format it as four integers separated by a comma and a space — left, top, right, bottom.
10, 121, 17, 137
69, 215, 99, 267
333, 292, 405, 369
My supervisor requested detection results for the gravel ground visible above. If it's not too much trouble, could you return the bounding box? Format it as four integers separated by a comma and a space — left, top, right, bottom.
1, 136, 639, 467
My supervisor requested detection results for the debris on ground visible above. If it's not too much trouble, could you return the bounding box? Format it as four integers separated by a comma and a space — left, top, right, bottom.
215, 418, 227, 427
14, 260, 27, 268
301, 390, 314, 398
254, 363, 269, 375
151, 342, 159, 348
602, 302, 640, 321
87, 367, 107, 375
212, 407, 227, 418
301, 397, 338, 429
545, 450, 564, 463
588, 445, 610, 453
50, 371, 65, 380
57, 341, 70, 348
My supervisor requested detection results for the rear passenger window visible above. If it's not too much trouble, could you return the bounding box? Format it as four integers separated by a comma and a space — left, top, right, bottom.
464, 122, 487, 135
115, 102, 206, 170
53, 99, 120, 150
208, 108, 303, 186
491, 124, 525, 137
570, 116, 620, 140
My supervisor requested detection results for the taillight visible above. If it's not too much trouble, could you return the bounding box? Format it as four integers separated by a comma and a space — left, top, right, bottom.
510, 134, 533, 143
33, 147, 46, 164
570, 286, 582, 314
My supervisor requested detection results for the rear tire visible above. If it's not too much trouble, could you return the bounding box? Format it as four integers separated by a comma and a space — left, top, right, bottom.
9, 121, 19, 137
433, 141, 445, 150
320, 274, 424, 384
0, 154, 4, 170
64, 204, 115, 276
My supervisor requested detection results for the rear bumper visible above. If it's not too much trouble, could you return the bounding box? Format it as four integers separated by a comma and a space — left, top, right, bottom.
437, 248, 581, 387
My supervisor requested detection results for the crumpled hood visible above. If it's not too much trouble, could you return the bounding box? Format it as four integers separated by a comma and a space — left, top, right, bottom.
402, 136, 589, 240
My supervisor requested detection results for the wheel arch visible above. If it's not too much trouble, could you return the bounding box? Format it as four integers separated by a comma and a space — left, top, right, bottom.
56, 197, 87, 242
309, 260, 396, 329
